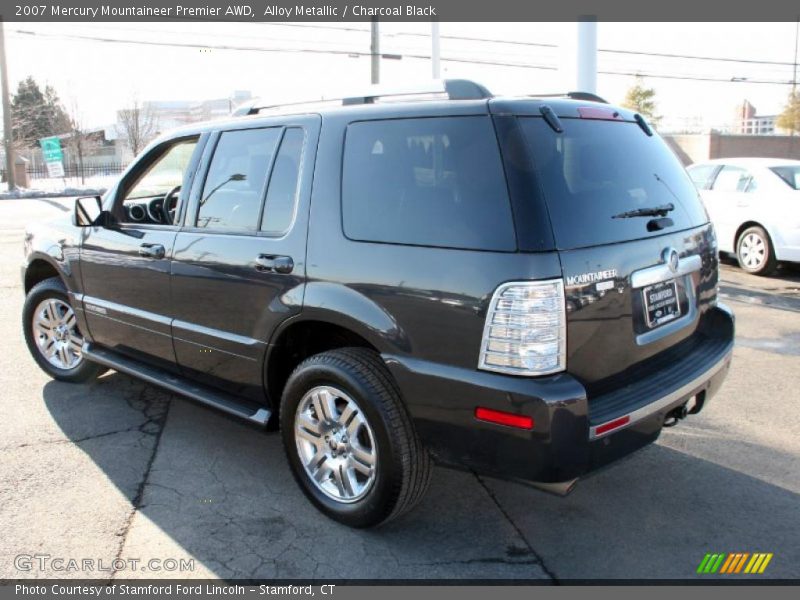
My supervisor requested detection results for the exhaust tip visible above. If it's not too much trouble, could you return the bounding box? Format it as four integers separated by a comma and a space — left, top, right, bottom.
529, 478, 578, 497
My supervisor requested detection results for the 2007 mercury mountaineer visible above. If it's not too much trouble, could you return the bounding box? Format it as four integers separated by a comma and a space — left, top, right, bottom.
22, 80, 734, 527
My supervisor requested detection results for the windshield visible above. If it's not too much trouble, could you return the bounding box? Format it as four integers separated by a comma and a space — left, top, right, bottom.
519, 117, 708, 249
771, 166, 800, 190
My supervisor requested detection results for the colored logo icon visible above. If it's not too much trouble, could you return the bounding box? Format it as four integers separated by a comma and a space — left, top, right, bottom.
697, 552, 773, 574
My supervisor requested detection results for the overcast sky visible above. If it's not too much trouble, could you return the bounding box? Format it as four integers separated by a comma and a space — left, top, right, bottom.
4, 21, 798, 130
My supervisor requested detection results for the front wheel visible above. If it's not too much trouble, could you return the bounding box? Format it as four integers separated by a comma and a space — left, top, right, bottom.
280, 348, 432, 528
22, 277, 106, 383
736, 225, 777, 276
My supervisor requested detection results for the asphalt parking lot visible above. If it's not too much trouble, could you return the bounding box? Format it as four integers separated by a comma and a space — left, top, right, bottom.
0, 197, 798, 581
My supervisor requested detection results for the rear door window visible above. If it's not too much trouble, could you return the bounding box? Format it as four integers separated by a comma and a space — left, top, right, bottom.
519, 117, 708, 250
261, 127, 304, 235
197, 128, 282, 231
342, 116, 516, 251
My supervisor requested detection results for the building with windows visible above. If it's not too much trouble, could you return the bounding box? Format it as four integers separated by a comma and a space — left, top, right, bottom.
732, 100, 778, 135
142, 90, 253, 132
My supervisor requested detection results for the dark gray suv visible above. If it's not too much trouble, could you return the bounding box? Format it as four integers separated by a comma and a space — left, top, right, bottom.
22, 80, 734, 527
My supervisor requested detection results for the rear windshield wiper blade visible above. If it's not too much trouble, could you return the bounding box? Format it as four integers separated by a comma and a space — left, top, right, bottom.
612, 203, 674, 219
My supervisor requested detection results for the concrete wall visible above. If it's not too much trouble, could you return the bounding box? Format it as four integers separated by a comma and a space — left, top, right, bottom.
711, 134, 800, 162
663, 134, 711, 165
663, 132, 800, 165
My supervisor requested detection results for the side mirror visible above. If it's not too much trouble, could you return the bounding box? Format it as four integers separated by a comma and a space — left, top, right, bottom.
73, 196, 108, 227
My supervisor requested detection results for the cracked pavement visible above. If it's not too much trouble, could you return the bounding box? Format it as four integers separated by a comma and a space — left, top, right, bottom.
1, 198, 798, 581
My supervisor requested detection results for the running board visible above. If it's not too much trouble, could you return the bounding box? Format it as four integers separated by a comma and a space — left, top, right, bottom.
82, 343, 271, 426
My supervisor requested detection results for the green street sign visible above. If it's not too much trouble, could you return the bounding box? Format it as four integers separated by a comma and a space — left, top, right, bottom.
40, 136, 63, 163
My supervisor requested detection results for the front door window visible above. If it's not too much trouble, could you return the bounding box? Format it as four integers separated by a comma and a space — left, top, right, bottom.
117, 138, 198, 226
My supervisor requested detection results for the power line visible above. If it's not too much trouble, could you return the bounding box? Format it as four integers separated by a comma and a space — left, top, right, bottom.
35, 21, 797, 68
250, 23, 797, 67
598, 47, 795, 67
392, 29, 797, 67
8, 28, 796, 86
42, 22, 371, 49
7, 28, 559, 70
597, 70, 792, 85
10, 29, 374, 57
256, 22, 797, 68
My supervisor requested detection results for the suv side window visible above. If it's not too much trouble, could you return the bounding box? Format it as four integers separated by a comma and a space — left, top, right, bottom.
117, 137, 198, 224
123, 140, 198, 203
261, 127, 304, 235
197, 128, 282, 231
342, 116, 516, 251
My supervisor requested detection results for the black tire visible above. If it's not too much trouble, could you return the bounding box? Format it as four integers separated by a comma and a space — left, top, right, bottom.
736, 225, 777, 276
23, 277, 107, 383
280, 347, 432, 528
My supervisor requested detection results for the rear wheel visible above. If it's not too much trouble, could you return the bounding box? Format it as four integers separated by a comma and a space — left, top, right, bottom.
23, 277, 106, 383
280, 348, 432, 528
736, 225, 777, 276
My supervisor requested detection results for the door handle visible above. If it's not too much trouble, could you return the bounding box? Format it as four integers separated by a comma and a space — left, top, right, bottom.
138, 243, 165, 259
255, 254, 294, 274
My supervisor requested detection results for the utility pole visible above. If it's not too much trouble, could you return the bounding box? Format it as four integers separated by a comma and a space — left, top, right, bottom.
0, 20, 15, 191
791, 17, 799, 97
792, 18, 798, 136
431, 21, 441, 79
576, 17, 598, 93
370, 18, 380, 85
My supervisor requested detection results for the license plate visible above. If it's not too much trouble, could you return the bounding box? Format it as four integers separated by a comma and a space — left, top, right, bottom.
643, 279, 681, 328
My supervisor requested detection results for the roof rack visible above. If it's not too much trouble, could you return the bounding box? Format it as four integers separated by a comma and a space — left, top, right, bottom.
343, 79, 492, 105
532, 91, 609, 104
232, 97, 340, 117
232, 79, 492, 116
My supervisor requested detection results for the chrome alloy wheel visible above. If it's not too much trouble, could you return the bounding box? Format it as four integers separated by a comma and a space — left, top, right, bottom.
740, 232, 766, 269
294, 385, 377, 503
32, 298, 84, 370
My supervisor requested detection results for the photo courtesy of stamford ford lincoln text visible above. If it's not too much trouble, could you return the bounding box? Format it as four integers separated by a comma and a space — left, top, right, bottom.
0, 0, 798, 596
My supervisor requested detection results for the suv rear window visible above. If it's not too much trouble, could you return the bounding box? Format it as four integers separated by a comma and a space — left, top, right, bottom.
342, 116, 516, 251
520, 117, 708, 250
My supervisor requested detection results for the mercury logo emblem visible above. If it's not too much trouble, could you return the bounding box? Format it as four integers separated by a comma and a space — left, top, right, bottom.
663, 247, 680, 273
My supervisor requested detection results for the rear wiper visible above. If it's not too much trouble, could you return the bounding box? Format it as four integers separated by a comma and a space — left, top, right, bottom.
612, 203, 674, 219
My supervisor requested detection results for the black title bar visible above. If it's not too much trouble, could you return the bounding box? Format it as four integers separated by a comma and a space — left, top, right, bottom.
3, 0, 800, 22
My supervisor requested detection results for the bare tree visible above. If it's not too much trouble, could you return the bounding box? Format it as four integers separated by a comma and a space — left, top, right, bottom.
117, 97, 157, 157
63, 97, 99, 185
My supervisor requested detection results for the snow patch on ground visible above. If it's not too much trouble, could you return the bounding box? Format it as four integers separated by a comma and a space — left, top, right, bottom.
0, 175, 117, 199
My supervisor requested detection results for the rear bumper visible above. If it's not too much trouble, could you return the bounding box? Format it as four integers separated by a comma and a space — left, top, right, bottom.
385, 303, 734, 485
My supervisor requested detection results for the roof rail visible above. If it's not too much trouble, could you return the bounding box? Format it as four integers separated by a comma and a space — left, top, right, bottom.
232, 97, 340, 117
342, 79, 492, 105
231, 98, 261, 117
232, 79, 492, 116
532, 91, 609, 104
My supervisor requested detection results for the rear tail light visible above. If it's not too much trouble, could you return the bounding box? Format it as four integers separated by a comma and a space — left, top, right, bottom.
479, 279, 567, 376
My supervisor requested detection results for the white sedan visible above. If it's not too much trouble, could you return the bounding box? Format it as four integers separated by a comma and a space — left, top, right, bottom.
687, 158, 800, 275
